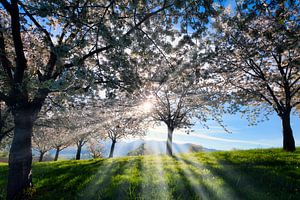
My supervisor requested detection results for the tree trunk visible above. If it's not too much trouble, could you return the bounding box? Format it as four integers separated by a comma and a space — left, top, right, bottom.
109, 140, 116, 158
54, 147, 60, 161
281, 112, 296, 152
7, 111, 34, 200
38, 152, 45, 162
166, 126, 174, 156
76, 144, 82, 160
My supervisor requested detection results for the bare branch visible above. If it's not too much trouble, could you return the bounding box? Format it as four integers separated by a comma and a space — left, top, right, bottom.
10, 1, 27, 83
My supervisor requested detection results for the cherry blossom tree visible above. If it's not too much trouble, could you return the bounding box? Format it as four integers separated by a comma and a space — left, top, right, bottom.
142, 36, 227, 156
32, 126, 53, 162
87, 138, 105, 159
74, 107, 104, 160
100, 106, 146, 158
36, 115, 73, 161
72, 132, 89, 160
36, 102, 102, 161
149, 81, 224, 156
211, 0, 299, 151
51, 128, 72, 161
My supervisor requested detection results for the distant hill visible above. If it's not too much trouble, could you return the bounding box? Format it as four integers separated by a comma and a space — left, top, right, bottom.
111, 140, 217, 157
51, 140, 217, 159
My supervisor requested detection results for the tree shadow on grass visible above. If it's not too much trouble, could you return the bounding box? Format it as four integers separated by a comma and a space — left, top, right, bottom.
31, 159, 133, 200
0, 164, 7, 200
33, 159, 109, 199
179, 154, 300, 200
173, 155, 236, 200
78, 157, 144, 200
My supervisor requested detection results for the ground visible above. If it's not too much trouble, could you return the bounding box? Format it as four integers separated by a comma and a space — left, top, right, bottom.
0, 148, 300, 200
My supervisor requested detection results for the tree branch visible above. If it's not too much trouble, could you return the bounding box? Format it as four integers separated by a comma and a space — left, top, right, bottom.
0, 0, 12, 14
137, 27, 174, 68
0, 91, 9, 103
0, 127, 14, 142
291, 85, 300, 98
75, 2, 173, 64
18, 2, 58, 80
19, 2, 54, 48
292, 101, 300, 107
10, 0, 27, 83
0, 23, 13, 81
290, 76, 300, 88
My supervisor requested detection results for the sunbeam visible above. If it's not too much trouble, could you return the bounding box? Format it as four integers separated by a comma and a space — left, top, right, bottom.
77, 159, 117, 199
140, 142, 171, 199
78, 158, 137, 199
177, 152, 239, 200
171, 145, 211, 199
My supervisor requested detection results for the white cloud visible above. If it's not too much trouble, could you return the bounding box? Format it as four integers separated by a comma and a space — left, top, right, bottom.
145, 125, 272, 146
185, 132, 273, 146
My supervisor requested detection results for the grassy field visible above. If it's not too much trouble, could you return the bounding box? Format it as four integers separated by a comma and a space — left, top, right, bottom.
0, 148, 300, 200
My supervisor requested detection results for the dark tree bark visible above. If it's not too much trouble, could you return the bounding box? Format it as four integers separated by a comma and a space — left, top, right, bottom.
6, 90, 46, 200
0, 104, 13, 143
54, 147, 60, 161
76, 143, 82, 160
166, 126, 174, 156
7, 109, 34, 200
109, 139, 116, 158
281, 112, 296, 152
38, 151, 45, 162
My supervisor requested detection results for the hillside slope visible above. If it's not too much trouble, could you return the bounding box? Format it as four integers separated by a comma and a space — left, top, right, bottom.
0, 149, 300, 200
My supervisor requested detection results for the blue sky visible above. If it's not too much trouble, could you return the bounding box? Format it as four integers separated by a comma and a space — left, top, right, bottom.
142, 112, 300, 150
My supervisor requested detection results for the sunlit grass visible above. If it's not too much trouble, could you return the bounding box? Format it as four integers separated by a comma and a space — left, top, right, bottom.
140, 155, 170, 199
0, 148, 299, 199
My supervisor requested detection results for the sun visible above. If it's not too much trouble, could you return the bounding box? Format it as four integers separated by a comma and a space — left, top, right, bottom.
141, 101, 153, 113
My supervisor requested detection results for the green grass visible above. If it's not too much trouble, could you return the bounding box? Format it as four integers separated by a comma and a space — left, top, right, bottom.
0, 148, 300, 200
